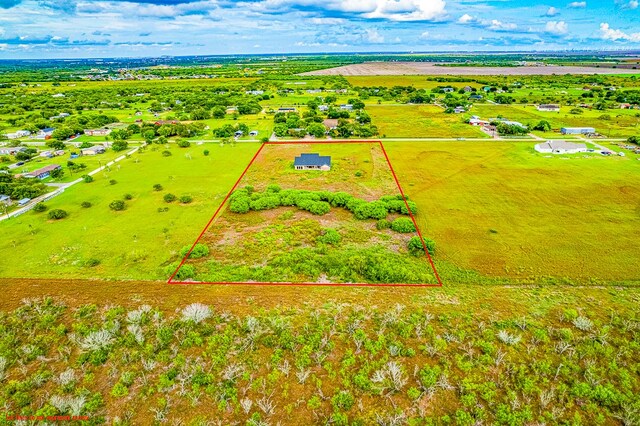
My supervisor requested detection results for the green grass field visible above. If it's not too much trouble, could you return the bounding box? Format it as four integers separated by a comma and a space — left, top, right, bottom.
369, 105, 488, 138
0, 143, 260, 280
386, 141, 640, 284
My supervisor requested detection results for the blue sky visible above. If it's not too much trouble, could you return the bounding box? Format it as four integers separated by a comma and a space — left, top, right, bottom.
0, 0, 638, 58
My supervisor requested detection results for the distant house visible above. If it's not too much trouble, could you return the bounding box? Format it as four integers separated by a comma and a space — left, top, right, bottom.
81, 145, 106, 155
34, 128, 55, 140
134, 111, 143, 116
323, 119, 339, 130
469, 94, 483, 100
492, 119, 526, 128
535, 140, 588, 154
0, 146, 27, 155
319, 105, 329, 112
537, 104, 560, 112
482, 86, 492, 92
39, 150, 54, 158
339, 104, 353, 111
294, 153, 332, 171
245, 90, 264, 95
278, 107, 296, 113
442, 87, 454, 93
561, 127, 595, 135
26, 164, 61, 179
52, 93, 65, 98
18, 198, 31, 206
463, 86, 473, 92
620, 103, 633, 109
154, 120, 179, 126
469, 116, 489, 126
49, 112, 70, 121
84, 128, 112, 136
6, 130, 31, 139
0, 194, 10, 205
454, 106, 466, 114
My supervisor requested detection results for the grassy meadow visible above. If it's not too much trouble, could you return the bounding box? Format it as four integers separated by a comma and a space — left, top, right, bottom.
0, 143, 260, 280
368, 105, 488, 138
385, 141, 640, 284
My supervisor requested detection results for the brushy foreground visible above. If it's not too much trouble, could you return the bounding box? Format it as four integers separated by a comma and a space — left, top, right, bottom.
1, 292, 639, 425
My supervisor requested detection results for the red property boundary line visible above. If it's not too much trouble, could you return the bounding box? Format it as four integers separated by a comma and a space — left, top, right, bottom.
169, 140, 443, 287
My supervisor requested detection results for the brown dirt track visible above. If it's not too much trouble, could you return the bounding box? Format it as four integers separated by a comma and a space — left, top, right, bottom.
303, 61, 640, 76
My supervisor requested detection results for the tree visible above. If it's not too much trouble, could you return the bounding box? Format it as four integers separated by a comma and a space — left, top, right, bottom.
50, 168, 64, 179
109, 200, 126, 211
47, 209, 68, 220
33, 202, 47, 213
391, 217, 416, 233
274, 123, 289, 137
212, 106, 226, 119
532, 120, 551, 131
83, 175, 94, 183
112, 140, 128, 152
307, 123, 326, 138
164, 193, 177, 203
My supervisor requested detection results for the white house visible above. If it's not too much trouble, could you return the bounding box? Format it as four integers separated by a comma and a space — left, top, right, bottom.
561, 127, 595, 135
84, 128, 112, 136
469, 116, 490, 126
537, 104, 560, 112
535, 140, 588, 154
6, 130, 31, 139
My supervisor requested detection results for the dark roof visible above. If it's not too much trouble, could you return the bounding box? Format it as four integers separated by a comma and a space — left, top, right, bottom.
29, 164, 61, 176
294, 153, 331, 167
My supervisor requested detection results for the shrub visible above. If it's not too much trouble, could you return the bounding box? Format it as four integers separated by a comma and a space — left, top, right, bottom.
250, 195, 281, 211
376, 219, 391, 230
109, 200, 126, 211
408, 236, 425, 256
179, 195, 193, 204
48, 209, 68, 220
354, 201, 387, 220
33, 202, 47, 213
162, 150, 172, 157
85, 258, 100, 267
81, 201, 92, 208
175, 264, 195, 280
306, 201, 330, 215
153, 184, 163, 191
157, 207, 169, 213
176, 139, 190, 148
109, 179, 117, 185
83, 175, 94, 183
181, 303, 212, 323
179, 243, 210, 259
163, 193, 177, 203
229, 197, 250, 213
391, 217, 416, 233
317, 229, 341, 245
123, 193, 133, 200
203, 149, 209, 156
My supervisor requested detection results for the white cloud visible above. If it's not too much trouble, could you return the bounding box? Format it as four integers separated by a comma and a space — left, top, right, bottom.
568, 1, 586, 8
487, 19, 517, 31
600, 22, 640, 42
545, 6, 559, 16
458, 13, 475, 24
420, 31, 430, 39
365, 28, 384, 43
627, 0, 638, 8
545, 21, 568, 35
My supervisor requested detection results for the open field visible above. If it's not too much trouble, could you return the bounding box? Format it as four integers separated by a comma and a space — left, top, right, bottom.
305, 62, 640, 76
176, 142, 438, 284
369, 105, 488, 138
0, 143, 259, 280
385, 141, 640, 284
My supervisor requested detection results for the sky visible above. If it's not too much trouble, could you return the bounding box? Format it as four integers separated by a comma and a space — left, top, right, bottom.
0, 0, 638, 58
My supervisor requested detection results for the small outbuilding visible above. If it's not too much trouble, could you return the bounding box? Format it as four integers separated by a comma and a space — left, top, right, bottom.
81, 145, 106, 156
561, 127, 595, 135
294, 153, 331, 171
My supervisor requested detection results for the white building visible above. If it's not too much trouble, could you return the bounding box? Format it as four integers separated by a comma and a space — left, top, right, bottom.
561, 127, 595, 135
535, 140, 588, 154
6, 130, 31, 139
537, 104, 560, 112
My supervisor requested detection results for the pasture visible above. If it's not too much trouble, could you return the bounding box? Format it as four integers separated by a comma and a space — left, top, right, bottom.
368, 105, 488, 138
385, 141, 640, 284
0, 143, 260, 280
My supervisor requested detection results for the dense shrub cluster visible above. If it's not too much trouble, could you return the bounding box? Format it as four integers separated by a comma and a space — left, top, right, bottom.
228, 186, 418, 223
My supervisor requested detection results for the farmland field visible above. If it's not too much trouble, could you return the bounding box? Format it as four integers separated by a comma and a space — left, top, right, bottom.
369, 105, 488, 138
174, 142, 438, 284
386, 141, 640, 284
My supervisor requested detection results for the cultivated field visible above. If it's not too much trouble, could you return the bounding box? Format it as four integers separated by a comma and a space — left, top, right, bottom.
305, 62, 640, 76
386, 141, 640, 284
175, 142, 438, 284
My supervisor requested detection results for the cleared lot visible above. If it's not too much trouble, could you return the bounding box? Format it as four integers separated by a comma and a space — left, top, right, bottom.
305, 61, 640, 76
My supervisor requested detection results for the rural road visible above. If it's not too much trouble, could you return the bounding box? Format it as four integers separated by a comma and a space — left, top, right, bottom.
0, 146, 140, 222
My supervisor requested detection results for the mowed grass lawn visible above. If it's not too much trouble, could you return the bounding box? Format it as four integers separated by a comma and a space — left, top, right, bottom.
369, 105, 488, 138
0, 143, 260, 280
385, 141, 640, 284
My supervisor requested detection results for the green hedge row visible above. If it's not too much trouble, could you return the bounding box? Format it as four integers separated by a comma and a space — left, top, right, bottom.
228, 185, 418, 221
